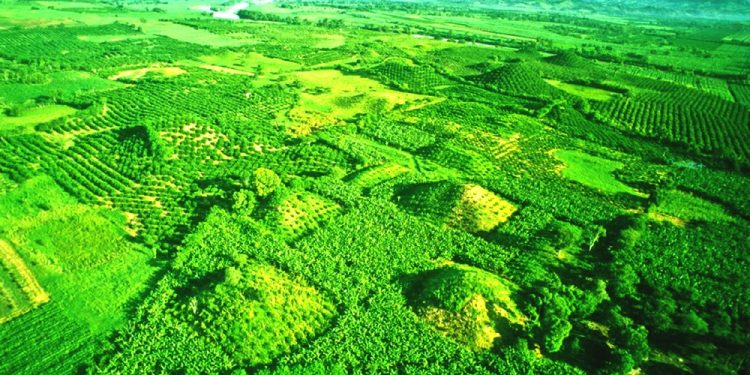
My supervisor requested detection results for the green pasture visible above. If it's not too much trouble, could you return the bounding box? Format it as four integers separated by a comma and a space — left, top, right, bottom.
0, 104, 76, 133
554, 149, 642, 196
544, 79, 618, 101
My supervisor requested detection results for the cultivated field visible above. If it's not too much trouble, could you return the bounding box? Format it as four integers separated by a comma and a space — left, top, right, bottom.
0, 0, 749, 373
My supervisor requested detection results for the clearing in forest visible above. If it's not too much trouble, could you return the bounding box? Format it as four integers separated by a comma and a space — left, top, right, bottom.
109, 66, 186, 81
313, 34, 346, 49
544, 79, 618, 101
554, 149, 643, 196
0, 105, 76, 132
291, 69, 430, 119
198, 51, 301, 75
268, 191, 341, 239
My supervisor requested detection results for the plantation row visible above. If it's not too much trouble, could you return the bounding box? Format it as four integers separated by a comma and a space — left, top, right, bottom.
634, 84, 748, 127
613, 64, 736, 101
0, 303, 98, 374
0, 24, 203, 71
592, 97, 750, 160
363, 59, 452, 93
730, 82, 750, 109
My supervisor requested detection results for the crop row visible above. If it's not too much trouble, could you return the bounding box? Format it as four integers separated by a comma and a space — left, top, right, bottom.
592, 97, 750, 159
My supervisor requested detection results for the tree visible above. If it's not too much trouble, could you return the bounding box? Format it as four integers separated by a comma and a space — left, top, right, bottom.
611, 324, 649, 364
544, 220, 582, 250
605, 306, 650, 371
253, 168, 281, 198
526, 287, 574, 353
232, 189, 256, 213
606, 349, 636, 374
544, 318, 573, 353
680, 310, 709, 335
642, 287, 676, 332
587, 225, 606, 252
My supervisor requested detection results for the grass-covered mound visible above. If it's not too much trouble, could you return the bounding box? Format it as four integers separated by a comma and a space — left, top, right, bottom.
187, 261, 335, 366
395, 181, 516, 233
473, 62, 556, 97
346, 163, 411, 189
544, 51, 587, 68
264, 190, 341, 239
409, 263, 525, 350
449, 184, 517, 233
108, 66, 186, 81
367, 58, 451, 93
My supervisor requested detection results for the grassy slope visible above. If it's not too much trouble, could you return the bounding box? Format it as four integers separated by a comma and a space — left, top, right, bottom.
0, 176, 158, 374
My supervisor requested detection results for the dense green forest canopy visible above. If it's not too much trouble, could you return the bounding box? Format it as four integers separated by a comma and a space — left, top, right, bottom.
0, 0, 748, 374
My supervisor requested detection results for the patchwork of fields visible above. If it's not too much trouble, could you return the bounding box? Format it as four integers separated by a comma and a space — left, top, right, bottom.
0, 0, 749, 374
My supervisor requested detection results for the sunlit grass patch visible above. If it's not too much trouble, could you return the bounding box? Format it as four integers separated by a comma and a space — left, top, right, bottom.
448, 184, 517, 233
554, 149, 643, 196
0, 239, 49, 324
544, 79, 618, 101
0, 105, 76, 133
109, 66, 186, 81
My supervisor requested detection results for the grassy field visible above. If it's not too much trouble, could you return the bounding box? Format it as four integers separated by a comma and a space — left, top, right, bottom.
544, 79, 618, 101
0, 104, 76, 132
554, 149, 642, 196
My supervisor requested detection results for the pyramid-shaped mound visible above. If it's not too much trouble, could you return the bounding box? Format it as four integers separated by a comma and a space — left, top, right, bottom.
395, 181, 516, 233
409, 263, 526, 349
473, 62, 555, 97
544, 50, 587, 68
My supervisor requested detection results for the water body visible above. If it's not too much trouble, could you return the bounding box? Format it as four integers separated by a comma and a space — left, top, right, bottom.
209, 2, 252, 20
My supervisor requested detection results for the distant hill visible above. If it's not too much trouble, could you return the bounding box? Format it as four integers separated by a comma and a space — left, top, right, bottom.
439, 0, 750, 19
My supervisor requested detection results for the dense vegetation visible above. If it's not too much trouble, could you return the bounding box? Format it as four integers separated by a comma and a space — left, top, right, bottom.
0, 0, 748, 374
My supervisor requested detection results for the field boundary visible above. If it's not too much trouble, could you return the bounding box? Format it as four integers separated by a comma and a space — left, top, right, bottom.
0, 239, 49, 324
